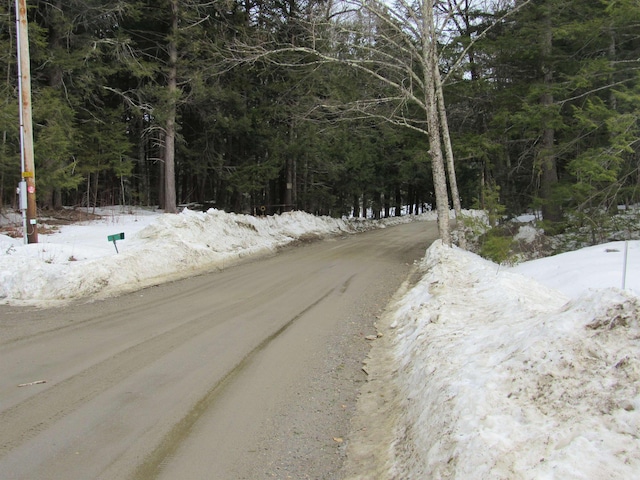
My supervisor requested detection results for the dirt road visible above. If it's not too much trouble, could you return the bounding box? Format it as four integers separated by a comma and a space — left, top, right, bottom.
0, 220, 438, 479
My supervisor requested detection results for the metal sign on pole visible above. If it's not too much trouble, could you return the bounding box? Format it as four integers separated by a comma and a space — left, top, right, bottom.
15, 0, 37, 244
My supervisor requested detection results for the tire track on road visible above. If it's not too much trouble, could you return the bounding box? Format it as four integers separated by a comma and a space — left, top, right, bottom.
0, 304, 240, 458
0, 259, 338, 461
130, 286, 337, 480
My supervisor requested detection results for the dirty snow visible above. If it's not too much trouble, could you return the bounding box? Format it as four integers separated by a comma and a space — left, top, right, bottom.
346, 240, 640, 479
1, 207, 639, 478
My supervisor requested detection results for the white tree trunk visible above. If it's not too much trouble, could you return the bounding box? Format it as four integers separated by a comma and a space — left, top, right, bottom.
423, 0, 451, 245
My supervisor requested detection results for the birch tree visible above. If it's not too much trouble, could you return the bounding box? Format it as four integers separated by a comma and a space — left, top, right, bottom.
230, 0, 499, 245
336, 0, 457, 245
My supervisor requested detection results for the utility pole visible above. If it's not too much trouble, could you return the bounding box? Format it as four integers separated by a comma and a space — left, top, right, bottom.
15, 0, 37, 243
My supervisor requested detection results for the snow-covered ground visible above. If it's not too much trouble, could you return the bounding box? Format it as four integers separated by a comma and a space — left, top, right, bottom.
0, 206, 416, 305
366, 240, 640, 479
1, 207, 639, 478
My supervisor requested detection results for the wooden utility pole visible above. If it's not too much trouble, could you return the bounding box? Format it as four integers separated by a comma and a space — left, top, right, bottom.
15, 0, 38, 243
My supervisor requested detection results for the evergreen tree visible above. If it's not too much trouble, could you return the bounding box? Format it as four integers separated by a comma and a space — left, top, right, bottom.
0, 0, 20, 208
450, 0, 640, 232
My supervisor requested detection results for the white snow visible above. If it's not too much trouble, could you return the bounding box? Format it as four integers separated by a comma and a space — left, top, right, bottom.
0, 207, 418, 305
1, 207, 639, 478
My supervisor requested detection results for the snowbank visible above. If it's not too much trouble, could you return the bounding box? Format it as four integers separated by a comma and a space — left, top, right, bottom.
0, 208, 428, 306
349, 241, 640, 479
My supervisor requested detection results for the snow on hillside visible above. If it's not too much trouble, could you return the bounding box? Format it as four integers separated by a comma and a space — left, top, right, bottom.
1, 207, 639, 478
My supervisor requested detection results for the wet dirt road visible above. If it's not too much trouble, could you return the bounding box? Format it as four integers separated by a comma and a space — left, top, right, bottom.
0, 220, 438, 479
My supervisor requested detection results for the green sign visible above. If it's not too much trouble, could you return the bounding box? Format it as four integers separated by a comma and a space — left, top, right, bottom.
107, 232, 125, 242
108, 232, 125, 253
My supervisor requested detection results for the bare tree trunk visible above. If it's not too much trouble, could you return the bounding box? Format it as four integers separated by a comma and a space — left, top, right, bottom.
362, 192, 367, 218
353, 194, 360, 218
92, 170, 99, 213
373, 191, 381, 219
384, 190, 390, 218
284, 120, 296, 212
423, 0, 451, 245
539, 11, 559, 223
608, 24, 617, 111
163, 0, 179, 213
433, 43, 466, 247
284, 157, 294, 211
303, 157, 309, 210
434, 48, 461, 217
292, 158, 297, 208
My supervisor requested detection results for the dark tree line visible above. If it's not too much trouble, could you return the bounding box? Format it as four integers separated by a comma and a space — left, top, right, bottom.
442, 0, 640, 232
1, 0, 639, 234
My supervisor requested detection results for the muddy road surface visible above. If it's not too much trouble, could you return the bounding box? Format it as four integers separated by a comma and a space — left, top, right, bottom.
0, 221, 438, 479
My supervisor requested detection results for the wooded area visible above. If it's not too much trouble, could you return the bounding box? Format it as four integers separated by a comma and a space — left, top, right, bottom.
1, 0, 639, 236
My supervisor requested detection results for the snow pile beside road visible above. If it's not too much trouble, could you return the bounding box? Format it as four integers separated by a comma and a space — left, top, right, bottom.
0, 208, 429, 306
348, 241, 640, 479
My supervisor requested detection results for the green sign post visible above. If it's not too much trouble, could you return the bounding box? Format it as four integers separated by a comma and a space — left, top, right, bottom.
107, 232, 125, 253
